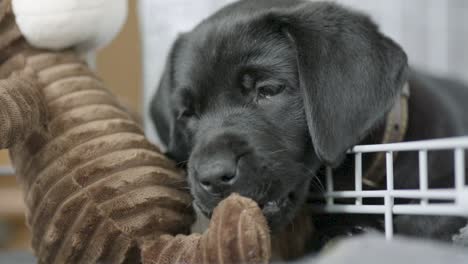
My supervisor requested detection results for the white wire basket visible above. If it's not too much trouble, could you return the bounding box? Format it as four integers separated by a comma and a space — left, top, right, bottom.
309, 136, 468, 240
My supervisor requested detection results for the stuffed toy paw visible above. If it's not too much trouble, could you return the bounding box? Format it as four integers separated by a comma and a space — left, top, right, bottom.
142, 193, 271, 264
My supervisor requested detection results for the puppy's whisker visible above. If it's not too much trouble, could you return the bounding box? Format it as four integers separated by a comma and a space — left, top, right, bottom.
310, 180, 325, 194
312, 177, 325, 194
269, 149, 290, 155
259, 181, 271, 200
176, 159, 189, 167
301, 165, 325, 193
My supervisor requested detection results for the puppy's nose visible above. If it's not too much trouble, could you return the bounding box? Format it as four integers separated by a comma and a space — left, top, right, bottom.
197, 153, 239, 194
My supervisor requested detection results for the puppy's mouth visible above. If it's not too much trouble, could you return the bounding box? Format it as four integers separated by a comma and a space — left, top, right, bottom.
194, 192, 298, 231
192, 175, 311, 232
259, 191, 296, 215
258, 190, 301, 231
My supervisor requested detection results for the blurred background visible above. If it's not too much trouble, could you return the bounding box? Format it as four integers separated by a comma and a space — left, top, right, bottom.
1, 0, 467, 251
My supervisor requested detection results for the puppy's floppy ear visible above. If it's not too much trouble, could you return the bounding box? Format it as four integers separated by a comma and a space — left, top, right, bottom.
149, 35, 184, 151
273, 2, 408, 166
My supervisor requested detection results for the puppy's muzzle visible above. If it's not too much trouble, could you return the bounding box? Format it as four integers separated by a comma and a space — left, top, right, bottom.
190, 131, 248, 196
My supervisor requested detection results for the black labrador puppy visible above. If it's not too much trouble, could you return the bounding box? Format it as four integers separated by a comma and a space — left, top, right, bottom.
150, 0, 468, 243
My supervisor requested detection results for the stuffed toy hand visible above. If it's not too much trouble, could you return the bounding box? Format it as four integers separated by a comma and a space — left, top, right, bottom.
0, 0, 278, 263
142, 193, 271, 264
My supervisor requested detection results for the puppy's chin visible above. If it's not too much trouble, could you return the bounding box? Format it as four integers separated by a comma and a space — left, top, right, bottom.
191, 202, 211, 233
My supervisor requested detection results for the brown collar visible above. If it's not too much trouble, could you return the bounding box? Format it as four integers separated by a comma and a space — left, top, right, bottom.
363, 83, 410, 187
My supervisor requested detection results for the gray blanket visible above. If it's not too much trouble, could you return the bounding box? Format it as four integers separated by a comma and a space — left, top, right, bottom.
290, 234, 468, 264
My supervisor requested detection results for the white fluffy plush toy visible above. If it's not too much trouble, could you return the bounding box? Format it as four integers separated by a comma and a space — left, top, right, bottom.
12, 0, 127, 52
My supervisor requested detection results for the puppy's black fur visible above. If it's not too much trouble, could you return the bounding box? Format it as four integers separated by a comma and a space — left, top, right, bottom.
150, 0, 468, 243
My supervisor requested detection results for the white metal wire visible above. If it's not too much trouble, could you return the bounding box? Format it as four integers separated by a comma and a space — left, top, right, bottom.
419, 150, 429, 205
310, 136, 468, 240
326, 167, 334, 206
385, 151, 394, 239
355, 153, 363, 205
350, 136, 468, 152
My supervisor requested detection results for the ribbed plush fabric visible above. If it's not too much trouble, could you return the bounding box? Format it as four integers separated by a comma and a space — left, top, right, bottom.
0, 70, 47, 149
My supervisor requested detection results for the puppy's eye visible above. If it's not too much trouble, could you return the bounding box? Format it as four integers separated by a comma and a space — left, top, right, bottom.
177, 108, 195, 120
257, 85, 285, 100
